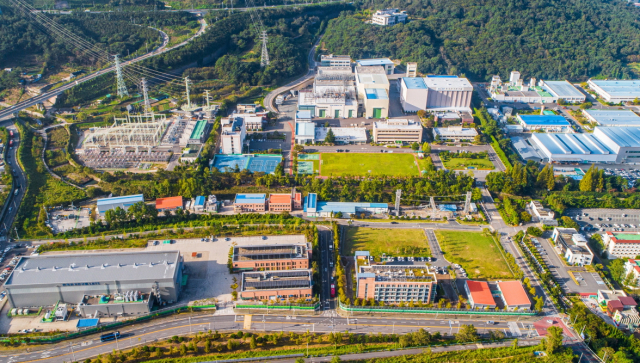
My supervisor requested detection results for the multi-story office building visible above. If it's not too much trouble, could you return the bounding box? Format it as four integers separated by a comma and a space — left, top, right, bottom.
220, 116, 246, 154
268, 192, 302, 212
373, 119, 423, 143
356, 58, 395, 75
371, 9, 408, 26
432, 126, 478, 142
233, 193, 266, 212
320, 54, 351, 67
232, 243, 311, 272
355, 251, 437, 304
355, 66, 390, 118
604, 232, 640, 259
551, 228, 594, 266
240, 270, 313, 301
529, 201, 555, 221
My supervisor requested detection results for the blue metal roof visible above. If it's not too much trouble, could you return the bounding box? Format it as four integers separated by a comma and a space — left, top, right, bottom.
518, 115, 570, 126
194, 196, 205, 206
596, 127, 640, 147
365, 88, 389, 100
303, 193, 317, 212
234, 193, 266, 204
542, 81, 584, 99
295, 122, 315, 137
533, 133, 614, 155
96, 194, 144, 214
357, 58, 393, 66
402, 77, 427, 89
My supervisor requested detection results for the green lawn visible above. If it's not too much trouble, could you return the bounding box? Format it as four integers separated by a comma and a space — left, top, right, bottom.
344, 227, 431, 257
443, 157, 495, 170
435, 230, 513, 280
320, 153, 420, 176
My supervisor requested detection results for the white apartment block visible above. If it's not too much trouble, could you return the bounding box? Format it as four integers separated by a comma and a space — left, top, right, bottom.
604, 232, 640, 259
373, 119, 423, 144
371, 9, 408, 26
220, 116, 246, 154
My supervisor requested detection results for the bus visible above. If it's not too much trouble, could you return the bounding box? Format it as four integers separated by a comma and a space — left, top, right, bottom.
330, 284, 335, 298
100, 331, 121, 342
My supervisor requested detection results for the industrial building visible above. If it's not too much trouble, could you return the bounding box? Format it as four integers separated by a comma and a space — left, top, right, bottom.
298, 66, 358, 118
356, 58, 395, 75
234, 193, 267, 212
400, 77, 428, 112
496, 281, 531, 310
371, 9, 408, 26
155, 196, 184, 211
315, 126, 368, 144
551, 228, 594, 266
239, 270, 313, 301
432, 126, 478, 142
464, 280, 496, 308
82, 113, 168, 151
295, 120, 316, 144
356, 66, 390, 118
423, 76, 473, 111
303, 193, 388, 217
231, 243, 310, 272
587, 79, 640, 103
320, 54, 351, 67
489, 72, 557, 103
538, 80, 586, 103
268, 191, 302, 212
96, 194, 144, 215
188, 120, 212, 144
604, 232, 640, 259
517, 115, 571, 132
582, 109, 640, 127
511, 137, 543, 162
4, 251, 182, 317
530, 133, 617, 164
355, 251, 437, 304
593, 127, 640, 163
372, 119, 423, 144
220, 116, 246, 154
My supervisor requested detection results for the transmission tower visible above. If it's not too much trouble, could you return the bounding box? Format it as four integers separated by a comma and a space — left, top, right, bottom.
464, 191, 473, 214
184, 77, 192, 109
141, 78, 151, 115
114, 55, 129, 98
260, 31, 270, 67
395, 189, 402, 216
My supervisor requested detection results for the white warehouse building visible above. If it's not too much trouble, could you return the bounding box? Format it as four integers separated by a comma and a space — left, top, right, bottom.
587, 79, 640, 103
400, 77, 428, 112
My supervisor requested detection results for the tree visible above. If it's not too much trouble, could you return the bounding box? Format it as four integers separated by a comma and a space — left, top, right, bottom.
330, 356, 342, 363
579, 102, 593, 110
471, 187, 482, 201
526, 226, 543, 237
250, 335, 257, 349
511, 338, 518, 350
325, 128, 336, 144
545, 326, 563, 355
561, 216, 580, 230
411, 142, 419, 150
609, 258, 626, 283
179, 344, 187, 356
422, 142, 431, 153
455, 324, 479, 342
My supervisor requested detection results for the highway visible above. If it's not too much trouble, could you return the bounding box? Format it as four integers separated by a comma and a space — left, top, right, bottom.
1, 314, 538, 363
0, 124, 27, 240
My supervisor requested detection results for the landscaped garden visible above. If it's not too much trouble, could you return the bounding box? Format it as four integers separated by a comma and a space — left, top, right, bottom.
440, 150, 495, 170
435, 230, 515, 279
344, 227, 431, 257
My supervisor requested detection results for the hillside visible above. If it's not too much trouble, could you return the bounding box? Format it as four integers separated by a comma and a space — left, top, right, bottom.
322, 0, 640, 81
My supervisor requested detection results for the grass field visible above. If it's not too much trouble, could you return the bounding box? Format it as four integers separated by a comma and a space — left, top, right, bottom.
443, 157, 495, 170
344, 227, 431, 257
435, 230, 513, 279
320, 153, 420, 176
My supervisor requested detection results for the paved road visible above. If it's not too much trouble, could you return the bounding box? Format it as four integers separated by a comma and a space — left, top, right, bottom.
0, 124, 27, 239
2, 314, 538, 363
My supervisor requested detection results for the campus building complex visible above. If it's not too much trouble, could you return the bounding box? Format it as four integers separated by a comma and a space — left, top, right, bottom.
240, 270, 313, 301
489, 72, 585, 103
298, 66, 358, 118
4, 251, 182, 317
604, 232, 640, 259
355, 251, 437, 303
231, 243, 311, 272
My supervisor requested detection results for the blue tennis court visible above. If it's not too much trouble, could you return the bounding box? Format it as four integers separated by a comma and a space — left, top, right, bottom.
247, 155, 282, 174
212, 155, 249, 172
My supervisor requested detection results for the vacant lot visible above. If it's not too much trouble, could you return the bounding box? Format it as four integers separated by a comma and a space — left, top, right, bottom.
320, 153, 420, 176
443, 157, 495, 170
344, 227, 430, 257
436, 230, 512, 279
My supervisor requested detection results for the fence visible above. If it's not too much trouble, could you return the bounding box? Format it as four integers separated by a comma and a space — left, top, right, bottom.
1, 303, 216, 344
235, 302, 320, 311
339, 302, 537, 316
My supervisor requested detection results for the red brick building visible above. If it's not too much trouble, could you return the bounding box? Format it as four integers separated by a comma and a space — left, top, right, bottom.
231, 243, 311, 272
240, 270, 312, 301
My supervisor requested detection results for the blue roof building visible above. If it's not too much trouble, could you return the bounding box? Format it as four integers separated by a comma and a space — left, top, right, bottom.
234, 193, 267, 212
531, 132, 617, 164
365, 88, 389, 100
517, 114, 571, 132
402, 77, 427, 89
304, 193, 318, 213
97, 194, 144, 215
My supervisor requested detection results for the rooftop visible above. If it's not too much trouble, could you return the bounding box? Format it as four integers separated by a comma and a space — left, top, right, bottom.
233, 244, 309, 262
194, 196, 205, 206
517, 115, 570, 126
542, 81, 584, 99
189, 120, 208, 140
5, 251, 180, 286
234, 193, 266, 204
269, 194, 292, 204
241, 270, 312, 291
466, 280, 495, 306
304, 193, 317, 211
295, 122, 316, 137
432, 127, 478, 137
512, 136, 542, 160
321, 54, 350, 60
589, 80, 640, 98
315, 127, 367, 142
155, 196, 183, 210
315, 201, 388, 214
356, 58, 394, 67
402, 77, 427, 89
356, 66, 387, 75
97, 194, 144, 207
358, 73, 389, 86
423, 76, 473, 91
365, 88, 389, 100
374, 119, 422, 130
497, 281, 531, 306
606, 232, 640, 243
296, 110, 312, 120
583, 110, 640, 126
595, 127, 640, 147
359, 264, 436, 283
532, 133, 614, 155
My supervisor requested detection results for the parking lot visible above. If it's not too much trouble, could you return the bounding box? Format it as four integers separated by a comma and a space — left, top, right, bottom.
565, 208, 640, 233
145, 234, 308, 305
533, 237, 603, 294
48, 207, 92, 233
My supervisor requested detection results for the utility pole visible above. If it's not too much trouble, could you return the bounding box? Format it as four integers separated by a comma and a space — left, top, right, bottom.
114, 55, 129, 98
14, 227, 19, 240
184, 77, 192, 109
69, 343, 75, 362
260, 30, 270, 67
141, 78, 151, 115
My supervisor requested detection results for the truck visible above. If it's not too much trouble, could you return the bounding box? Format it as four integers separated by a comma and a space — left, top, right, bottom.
275, 95, 284, 105
330, 284, 336, 298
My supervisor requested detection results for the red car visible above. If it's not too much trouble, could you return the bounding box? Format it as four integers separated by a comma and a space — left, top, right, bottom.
330, 284, 336, 298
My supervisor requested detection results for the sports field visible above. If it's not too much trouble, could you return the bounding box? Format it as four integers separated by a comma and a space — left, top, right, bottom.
344, 227, 431, 257
320, 153, 420, 176
443, 157, 495, 170
435, 230, 513, 279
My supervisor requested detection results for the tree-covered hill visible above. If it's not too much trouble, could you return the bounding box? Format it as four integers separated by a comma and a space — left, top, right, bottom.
322, 0, 640, 81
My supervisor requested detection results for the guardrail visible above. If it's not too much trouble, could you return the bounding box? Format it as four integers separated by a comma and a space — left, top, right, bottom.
339, 302, 537, 316
235, 302, 320, 311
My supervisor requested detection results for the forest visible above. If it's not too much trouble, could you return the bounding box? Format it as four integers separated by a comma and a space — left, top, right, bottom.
322, 0, 640, 80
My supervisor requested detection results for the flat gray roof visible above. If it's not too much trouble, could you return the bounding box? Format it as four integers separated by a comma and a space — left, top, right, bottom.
590, 80, 640, 98
532, 133, 614, 155
596, 127, 640, 147
6, 251, 180, 287
423, 76, 472, 91
512, 137, 543, 161
542, 81, 584, 99
584, 109, 640, 126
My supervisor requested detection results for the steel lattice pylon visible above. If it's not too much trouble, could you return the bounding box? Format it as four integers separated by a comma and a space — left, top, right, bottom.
114, 55, 129, 98
141, 78, 151, 114
260, 31, 270, 67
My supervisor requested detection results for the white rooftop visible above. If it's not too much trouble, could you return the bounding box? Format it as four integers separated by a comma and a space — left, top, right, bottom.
315, 127, 367, 142
583, 109, 640, 126
433, 127, 478, 137
374, 119, 422, 130
596, 127, 640, 147
423, 76, 472, 91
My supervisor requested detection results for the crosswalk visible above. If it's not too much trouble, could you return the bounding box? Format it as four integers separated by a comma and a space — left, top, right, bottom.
507, 322, 522, 337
